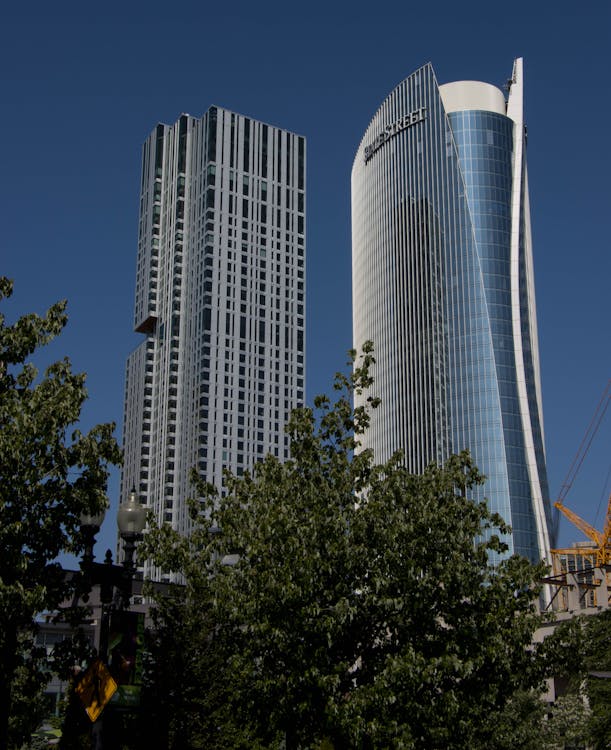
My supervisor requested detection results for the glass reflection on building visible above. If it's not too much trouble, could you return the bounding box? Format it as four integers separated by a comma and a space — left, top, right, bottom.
351, 59, 553, 563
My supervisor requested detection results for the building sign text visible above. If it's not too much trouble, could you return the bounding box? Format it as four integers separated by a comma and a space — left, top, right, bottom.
364, 107, 427, 163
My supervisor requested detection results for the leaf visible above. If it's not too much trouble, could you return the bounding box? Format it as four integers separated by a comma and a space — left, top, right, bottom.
0, 279, 121, 748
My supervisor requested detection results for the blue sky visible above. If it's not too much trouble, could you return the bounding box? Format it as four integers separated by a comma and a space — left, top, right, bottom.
1, 0, 610, 558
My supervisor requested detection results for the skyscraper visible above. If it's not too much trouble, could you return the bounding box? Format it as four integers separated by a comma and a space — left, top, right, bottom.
351, 59, 553, 562
121, 108, 306, 579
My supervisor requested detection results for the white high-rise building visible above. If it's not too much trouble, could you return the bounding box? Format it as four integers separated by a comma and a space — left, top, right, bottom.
352, 59, 553, 563
121, 108, 306, 578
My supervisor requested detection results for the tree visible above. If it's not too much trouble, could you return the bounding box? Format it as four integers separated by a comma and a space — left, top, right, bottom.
0, 278, 121, 749
582, 609, 611, 749
486, 688, 591, 750
142, 343, 575, 749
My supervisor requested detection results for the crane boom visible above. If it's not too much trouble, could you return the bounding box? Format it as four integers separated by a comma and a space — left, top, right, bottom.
557, 379, 610, 504
554, 501, 602, 548
552, 381, 611, 567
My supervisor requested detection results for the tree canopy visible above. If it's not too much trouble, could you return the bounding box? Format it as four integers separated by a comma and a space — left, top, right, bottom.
142, 344, 574, 749
0, 278, 121, 748
582, 608, 611, 748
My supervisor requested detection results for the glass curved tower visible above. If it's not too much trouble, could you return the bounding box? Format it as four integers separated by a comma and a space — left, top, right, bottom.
351, 59, 553, 562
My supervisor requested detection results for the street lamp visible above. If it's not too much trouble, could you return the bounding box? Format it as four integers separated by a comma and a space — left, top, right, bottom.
72, 492, 146, 749
116, 487, 147, 574
79, 507, 107, 571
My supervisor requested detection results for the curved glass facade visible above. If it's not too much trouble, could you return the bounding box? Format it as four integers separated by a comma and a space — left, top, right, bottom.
351, 60, 553, 562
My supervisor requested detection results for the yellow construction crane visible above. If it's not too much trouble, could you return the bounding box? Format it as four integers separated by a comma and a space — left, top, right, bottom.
551, 380, 611, 568
554, 492, 611, 567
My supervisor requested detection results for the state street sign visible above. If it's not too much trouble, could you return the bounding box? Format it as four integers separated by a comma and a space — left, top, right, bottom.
75, 658, 118, 723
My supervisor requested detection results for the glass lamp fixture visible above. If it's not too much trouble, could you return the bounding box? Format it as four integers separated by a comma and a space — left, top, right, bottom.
117, 488, 146, 572
117, 487, 147, 537
79, 507, 107, 531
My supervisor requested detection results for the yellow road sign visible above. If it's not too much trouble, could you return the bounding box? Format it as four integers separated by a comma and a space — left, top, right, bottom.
75, 659, 118, 722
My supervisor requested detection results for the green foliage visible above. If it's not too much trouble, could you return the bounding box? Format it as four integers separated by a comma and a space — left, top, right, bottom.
489, 609, 610, 750
141, 344, 575, 749
6, 632, 50, 747
0, 278, 121, 748
488, 688, 591, 750
488, 689, 548, 750
582, 609, 611, 748
544, 692, 591, 750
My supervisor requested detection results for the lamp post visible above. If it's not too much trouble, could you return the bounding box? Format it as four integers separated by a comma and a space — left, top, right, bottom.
117, 487, 147, 576
74, 491, 146, 749
79, 508, 106, 574
86, 488, 146, 654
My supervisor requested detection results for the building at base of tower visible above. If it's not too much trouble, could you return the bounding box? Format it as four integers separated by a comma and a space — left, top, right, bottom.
351, 59, 553, 563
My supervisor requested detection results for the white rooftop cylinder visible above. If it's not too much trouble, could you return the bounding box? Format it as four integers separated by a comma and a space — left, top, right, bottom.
439, 81, 506, 115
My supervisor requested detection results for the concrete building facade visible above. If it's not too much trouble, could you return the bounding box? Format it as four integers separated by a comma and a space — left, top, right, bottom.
121, 107, 306, 578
